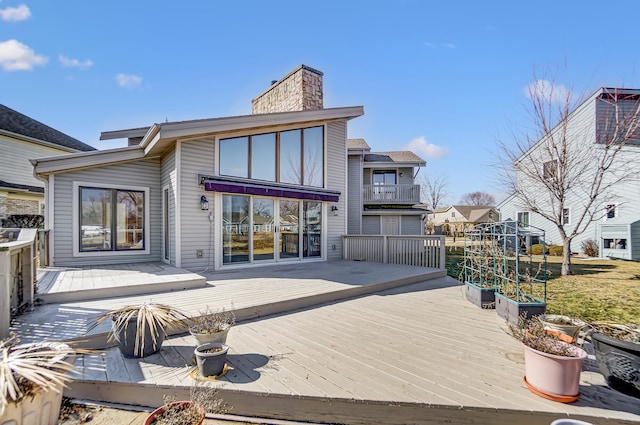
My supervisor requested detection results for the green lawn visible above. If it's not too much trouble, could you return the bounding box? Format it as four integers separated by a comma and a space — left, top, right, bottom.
446, 245, 640, 323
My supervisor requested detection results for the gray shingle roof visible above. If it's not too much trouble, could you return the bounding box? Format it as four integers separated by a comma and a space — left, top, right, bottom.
364, 151, 425, 164
0, 104, 95, 152
0, 179, 43, 193
347, 138, 371, 150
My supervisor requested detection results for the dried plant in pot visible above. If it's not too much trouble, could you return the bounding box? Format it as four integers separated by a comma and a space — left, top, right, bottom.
507, 315, 587, 402
144, 386, 226, 425
0, 336, 76, 425
539, 314, 587, 344
188, 307, 235, 345
90, 303, 189, 358
588, 322, 640, 399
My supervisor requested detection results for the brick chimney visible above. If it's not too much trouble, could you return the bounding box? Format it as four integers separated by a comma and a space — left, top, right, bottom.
252, 65, 323, 114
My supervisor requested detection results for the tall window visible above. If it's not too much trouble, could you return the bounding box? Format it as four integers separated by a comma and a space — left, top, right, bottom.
517, 211, 530, 226
80, 187, 145, 252
219, 126, 324, 187
543, 160, 558, 179
561, 208, 570, 225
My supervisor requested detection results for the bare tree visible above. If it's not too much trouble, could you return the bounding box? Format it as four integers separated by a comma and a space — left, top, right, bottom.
419, 174, 449, 210
500, 74, 640, 276
459, 191, 495, 206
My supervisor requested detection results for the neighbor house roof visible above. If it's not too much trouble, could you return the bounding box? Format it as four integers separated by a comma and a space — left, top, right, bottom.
363, 151, 426, 166
432, 205, 498, 223
347, 138, 371, 151
0, 104, 95, 152
0, 179, 44, 194
32, 106, 364, 175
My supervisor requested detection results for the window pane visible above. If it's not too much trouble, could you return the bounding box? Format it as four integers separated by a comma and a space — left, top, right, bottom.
220, 136, 248, 178
303, 126, 323, 187
253, 198, 274, 261
251, 133, 276, 181
222, 195, 250, 264
116, 191, 144, 250
280, 130, 301, 184
303, 201, 321, 258
80, 188, 112, 251
279, 200, 299, 259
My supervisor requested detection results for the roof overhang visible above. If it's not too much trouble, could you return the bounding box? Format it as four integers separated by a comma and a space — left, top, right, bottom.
31, 146, 145, 175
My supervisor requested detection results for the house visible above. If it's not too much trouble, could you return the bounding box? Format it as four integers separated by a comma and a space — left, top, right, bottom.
428, 205, 498, 236
347, 139, 426, 235
0, 104, 95, 220
31, 65, 364, 270
498, 87, 640, 260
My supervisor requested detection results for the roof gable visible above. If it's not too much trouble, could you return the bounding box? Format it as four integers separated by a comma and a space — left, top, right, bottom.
0, 104, 95, 152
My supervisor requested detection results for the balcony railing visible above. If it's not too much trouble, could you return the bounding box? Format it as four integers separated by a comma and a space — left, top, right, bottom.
362, 184, 421, 204
343, 235, 445, 269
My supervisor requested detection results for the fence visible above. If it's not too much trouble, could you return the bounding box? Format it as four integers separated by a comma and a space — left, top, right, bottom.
342, 235, 446, 269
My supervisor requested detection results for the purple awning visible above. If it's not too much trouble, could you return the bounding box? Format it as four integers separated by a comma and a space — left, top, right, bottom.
204, 179, 340, 202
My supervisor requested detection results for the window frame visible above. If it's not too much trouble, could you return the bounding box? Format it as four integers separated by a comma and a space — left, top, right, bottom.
218, 125, 325, 187
543, 159, 558, 180
603, 203, 618, 222
561, 208, 571, 226
517, 211, 530, 227
73, 181, 151, 257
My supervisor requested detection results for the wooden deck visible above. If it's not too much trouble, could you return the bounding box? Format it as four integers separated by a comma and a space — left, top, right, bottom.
12, 261, 640, 424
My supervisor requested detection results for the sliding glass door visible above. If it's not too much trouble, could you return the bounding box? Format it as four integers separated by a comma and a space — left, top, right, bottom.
221, 195, 322, 265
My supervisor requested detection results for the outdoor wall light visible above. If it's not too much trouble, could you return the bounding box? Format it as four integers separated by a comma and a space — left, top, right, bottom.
200, 195, 209, 211
331, 205, 339, 213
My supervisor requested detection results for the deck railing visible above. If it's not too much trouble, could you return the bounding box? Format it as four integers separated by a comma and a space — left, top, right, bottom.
0, 228, 37, 338
362, 184, 421, 204
343, 235, 446, 269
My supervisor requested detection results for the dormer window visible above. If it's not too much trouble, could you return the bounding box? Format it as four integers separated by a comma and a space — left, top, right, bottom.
543, 160, 558, 180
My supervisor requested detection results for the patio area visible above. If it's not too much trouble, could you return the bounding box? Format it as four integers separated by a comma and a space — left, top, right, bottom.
10, 261, 640, 424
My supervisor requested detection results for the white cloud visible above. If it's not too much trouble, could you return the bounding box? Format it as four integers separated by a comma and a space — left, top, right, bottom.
0, 39, 47, 71
524, 79, 571, 104
0, 4, 30, 22
59, 54, 93, 69
404, 136, 450, 159
115, 73, 142, 88
442, 43, 456, 49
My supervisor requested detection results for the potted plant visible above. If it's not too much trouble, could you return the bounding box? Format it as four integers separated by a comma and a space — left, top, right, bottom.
0, 336, 75, 425
90, 303, 189, 358
144, 386, 225, 425
540, 314, 587, 344
188, 307, 235, 345
508, 315, 587, 402
588, 322, 640, 399
194, 342, 229, 377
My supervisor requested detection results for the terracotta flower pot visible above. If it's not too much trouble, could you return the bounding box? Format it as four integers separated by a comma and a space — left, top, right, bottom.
143, 401, 204, 425
522, 341, 587, 400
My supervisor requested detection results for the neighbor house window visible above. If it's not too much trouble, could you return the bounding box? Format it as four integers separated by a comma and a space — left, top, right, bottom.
219, 126, 324, 187
604, 204, 617, 221
604, 238, 626, 249
561, 208, 571, 225
80, 187, 145, 252
517, 211, 530, 226
543, 160, 558, 179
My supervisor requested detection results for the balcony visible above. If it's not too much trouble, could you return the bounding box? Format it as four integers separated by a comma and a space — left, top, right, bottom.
362, 184, 421, 204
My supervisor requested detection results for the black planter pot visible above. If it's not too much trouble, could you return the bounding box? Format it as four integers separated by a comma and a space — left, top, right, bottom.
465, 282, 495, 309
495, 293, 546, 324
114, 317, 166, 358
195, 342, 229, 377
591, 332, 640, 398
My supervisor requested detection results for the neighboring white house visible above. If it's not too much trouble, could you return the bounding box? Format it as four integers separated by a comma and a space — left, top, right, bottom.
0, 104, 95, 220
498, 87, 640, 260
428, 205, 498, 236
32, 65, 364, 270
347, 139, 426, 235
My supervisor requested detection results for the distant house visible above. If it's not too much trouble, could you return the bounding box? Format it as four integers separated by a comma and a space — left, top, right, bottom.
0, 104, 95, 220
32, 65, 364, 270
347, 139, 427, 235
428, 205, 498, 236
498, 87, 640, 260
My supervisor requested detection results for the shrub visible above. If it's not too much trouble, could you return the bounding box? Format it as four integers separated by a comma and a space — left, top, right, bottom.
548, 245, 564, 256
527, 244, 546, 255
581, 239, 599, 257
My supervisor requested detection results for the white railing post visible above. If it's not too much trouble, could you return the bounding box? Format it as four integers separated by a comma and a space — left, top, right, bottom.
0, 250, 11, 338
383, 236, 388, 263
439, 235, 446, 269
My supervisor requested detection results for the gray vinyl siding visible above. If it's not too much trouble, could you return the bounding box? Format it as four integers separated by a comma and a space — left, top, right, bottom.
401, 215, 423, 235
398, 167, 414, 185
52, 158, 162, 266
347, 155, 362, 234
326, 121, 347, 260
0, 135, 70, 189
179, 138, 215, 270
362, 216, 380, 235
632, 222, 640, 260
161, 147, 177, 265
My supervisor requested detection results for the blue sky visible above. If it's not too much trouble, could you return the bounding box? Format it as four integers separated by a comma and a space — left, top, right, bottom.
2, 1, 640, 204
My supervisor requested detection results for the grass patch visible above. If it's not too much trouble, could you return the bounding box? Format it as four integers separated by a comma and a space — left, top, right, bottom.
446, 244, 640, 323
